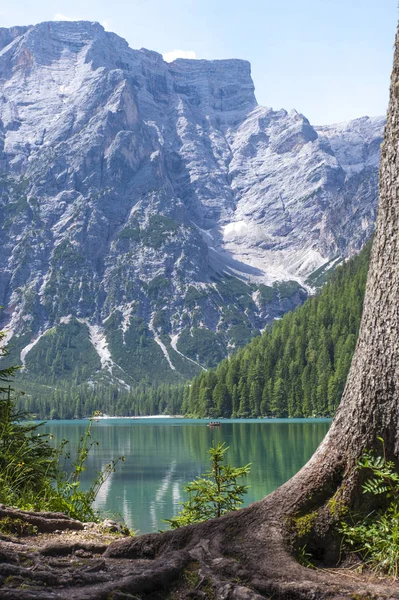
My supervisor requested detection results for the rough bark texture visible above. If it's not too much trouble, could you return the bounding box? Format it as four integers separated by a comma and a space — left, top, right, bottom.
2, 23, 399, 600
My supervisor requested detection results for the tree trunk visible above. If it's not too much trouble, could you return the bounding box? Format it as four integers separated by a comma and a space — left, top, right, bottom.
2, 25, 399, 600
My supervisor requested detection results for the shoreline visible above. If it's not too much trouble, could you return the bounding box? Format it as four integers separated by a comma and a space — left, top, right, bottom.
84, 415, 333, 422
94, 414, 176, 419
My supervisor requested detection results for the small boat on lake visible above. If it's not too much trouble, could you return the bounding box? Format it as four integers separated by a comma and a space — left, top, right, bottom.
208, 421, 221, 427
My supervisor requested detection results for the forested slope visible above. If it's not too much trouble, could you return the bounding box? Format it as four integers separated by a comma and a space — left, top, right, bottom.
182, 241, 371, 418
19, 241, 370, 419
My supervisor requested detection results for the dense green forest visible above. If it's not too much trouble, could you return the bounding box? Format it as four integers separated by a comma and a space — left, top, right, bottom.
17, 242, 370, 419
182, 241, 371, 419
18, 382, 186, 420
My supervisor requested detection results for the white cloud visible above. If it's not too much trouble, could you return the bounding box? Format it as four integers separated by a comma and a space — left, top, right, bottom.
101, 19, 112, 31
163, 49, 197, 63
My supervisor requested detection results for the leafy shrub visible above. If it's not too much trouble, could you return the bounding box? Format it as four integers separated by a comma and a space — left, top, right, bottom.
46, 419, 124, 521
0, 385, 123, 521
341, 440, 399, 577
0, 329, 124, 522
0, 387, 56, 502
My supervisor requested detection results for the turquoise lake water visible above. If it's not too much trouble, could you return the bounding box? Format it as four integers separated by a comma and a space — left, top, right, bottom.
41, 418, 331, 533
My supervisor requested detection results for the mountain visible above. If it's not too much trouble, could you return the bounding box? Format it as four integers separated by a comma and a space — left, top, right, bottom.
0, 21, 384, 388
21, 242, 370, 420
182, 241, 371, 419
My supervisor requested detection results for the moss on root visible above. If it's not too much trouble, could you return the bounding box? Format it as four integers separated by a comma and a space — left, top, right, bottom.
0, 517, 38, 536
166, 562, 216, 600
326, 494, 349, 520
291, 510, 318, 538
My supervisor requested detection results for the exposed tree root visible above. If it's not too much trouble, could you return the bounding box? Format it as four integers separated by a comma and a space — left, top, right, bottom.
1, 485, 399, 600
0, 442, 394, 599
0, 504, 85, 533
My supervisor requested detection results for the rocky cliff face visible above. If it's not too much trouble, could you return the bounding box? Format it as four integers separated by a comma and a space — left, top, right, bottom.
0, 21, 384, 387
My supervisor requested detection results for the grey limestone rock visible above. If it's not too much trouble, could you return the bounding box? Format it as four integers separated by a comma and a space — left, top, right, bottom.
0, 21, 384, 384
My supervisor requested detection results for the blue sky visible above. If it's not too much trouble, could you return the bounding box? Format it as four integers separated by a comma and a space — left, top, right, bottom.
1, 1, 397, 124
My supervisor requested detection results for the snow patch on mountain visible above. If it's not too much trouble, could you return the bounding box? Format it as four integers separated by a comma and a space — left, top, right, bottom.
20, 331, 49, 364
121, 304, 135, 338
149, 314, 176, 371
170, 333, 206, 370
78, 321, 112, 371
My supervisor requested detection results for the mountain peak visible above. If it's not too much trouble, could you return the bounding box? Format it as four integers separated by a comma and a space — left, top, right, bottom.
0, 20, 385, 386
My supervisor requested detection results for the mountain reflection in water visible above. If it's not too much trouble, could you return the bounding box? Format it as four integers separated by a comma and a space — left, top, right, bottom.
41, 418, 331, 533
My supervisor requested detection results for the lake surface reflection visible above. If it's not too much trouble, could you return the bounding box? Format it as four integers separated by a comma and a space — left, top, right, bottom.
41, 418, 331, 533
